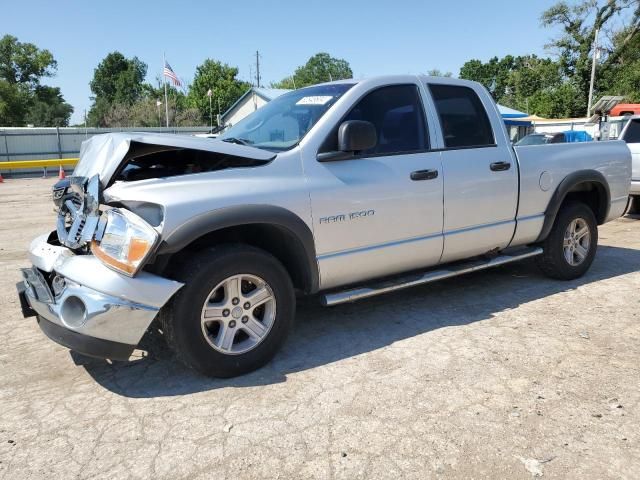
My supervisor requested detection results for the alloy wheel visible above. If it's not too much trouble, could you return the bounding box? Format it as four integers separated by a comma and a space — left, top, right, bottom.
200, 274, 276, 355
563, 217, 591, 266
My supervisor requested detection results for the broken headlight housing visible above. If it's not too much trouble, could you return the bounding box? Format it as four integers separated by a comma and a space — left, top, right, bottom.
91, 208, 158, 276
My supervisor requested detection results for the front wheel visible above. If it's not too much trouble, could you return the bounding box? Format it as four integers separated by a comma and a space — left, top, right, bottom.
536, 201, 598, 280
160, 245, 295, 377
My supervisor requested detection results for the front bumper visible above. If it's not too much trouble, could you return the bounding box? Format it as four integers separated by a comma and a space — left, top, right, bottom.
19, 232, 183, 360
630, 180, 640, 196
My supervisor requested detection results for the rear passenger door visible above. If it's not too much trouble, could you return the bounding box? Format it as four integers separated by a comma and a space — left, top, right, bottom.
427, 83, 518, 263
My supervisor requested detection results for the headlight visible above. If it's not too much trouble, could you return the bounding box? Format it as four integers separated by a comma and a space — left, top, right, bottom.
91, 208, 158, 276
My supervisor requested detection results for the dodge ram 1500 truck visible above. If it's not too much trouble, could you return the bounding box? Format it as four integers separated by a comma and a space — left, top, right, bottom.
17, 76, 632, 377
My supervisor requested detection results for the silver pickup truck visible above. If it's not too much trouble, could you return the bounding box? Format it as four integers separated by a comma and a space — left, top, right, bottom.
17, 76, 632, 377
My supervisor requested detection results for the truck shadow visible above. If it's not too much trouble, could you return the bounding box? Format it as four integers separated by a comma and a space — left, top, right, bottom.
78, 244, 640, 398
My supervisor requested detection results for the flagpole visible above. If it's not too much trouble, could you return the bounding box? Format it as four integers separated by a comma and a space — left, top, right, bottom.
163, 52, 169, 128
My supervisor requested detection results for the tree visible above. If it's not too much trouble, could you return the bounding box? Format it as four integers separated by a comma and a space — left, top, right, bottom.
459, 54, 583, 118
273, 52, 353, 89
0, 34, 56, 87
0, 79, 29, 125
25, 86, 74, 126
88, 52, 147, 126
187, 59, 250, 126
599, 24, 640, 101
541, 0, 640, 115
0, 35, 72, 126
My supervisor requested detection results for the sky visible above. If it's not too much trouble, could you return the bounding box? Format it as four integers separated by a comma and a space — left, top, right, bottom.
4, 0, 562, 124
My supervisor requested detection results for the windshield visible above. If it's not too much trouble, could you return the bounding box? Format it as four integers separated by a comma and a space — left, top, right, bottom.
220, 83, 354, 151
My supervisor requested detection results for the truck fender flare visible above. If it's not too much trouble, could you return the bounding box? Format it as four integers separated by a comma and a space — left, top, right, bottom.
157, 205, 319, 293
535, 169, 610, 242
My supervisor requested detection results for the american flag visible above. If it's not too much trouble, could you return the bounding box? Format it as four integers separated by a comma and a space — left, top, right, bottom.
163, 62, 182, 87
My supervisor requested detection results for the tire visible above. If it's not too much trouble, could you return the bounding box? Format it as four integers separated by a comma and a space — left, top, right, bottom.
160, 244, 295, 378
536, 201, 598, 280
628, 196, 640, 215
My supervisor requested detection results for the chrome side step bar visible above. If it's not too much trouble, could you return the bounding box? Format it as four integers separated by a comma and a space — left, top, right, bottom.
321, 246, 543, 306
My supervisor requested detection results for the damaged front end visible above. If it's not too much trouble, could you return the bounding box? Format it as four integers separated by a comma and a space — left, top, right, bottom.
19, 132, 275, 360
19, 169, 183, 360
51, 173, 158, 277
19, 226, 183, 360
54, 174, 101, 250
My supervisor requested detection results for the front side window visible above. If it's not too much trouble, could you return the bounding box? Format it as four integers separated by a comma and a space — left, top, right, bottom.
220, 83, 353, 151
429, 84, 495, 148
623, 119, 640, 143
321, 85, 428, 155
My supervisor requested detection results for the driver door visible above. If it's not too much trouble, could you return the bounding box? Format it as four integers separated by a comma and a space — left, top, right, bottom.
306, 84, 444, 289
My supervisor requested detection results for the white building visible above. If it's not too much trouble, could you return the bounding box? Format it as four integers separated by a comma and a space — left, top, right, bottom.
220, 87, 291, 128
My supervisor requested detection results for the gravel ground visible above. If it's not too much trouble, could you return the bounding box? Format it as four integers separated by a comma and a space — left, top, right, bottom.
0, 177, 639, 480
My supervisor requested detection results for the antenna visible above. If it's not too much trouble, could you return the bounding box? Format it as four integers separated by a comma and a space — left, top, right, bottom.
255, 50, 261, 88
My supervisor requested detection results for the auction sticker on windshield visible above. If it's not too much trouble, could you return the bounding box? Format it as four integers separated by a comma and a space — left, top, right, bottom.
296, 96, 334, 105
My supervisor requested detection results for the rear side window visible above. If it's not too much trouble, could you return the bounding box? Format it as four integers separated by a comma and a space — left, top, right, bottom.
321, 85, 428, 155
623, 119, 640, 143
429, 84, 494, 148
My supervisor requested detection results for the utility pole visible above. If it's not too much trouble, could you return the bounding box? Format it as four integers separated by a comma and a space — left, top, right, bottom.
255, 50, 261, 88
587, 28, 600, 116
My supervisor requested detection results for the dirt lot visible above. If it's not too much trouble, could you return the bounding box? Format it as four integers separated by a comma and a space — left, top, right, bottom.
0, 177, 638, 480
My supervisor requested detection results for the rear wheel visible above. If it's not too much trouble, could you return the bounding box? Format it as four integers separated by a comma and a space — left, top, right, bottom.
160, 245, 295, 377
628, 195, 640, 215
536, 201, 598, 280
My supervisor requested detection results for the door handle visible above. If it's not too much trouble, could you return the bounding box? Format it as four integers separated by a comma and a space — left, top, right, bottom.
490, 161, 511, 171
410, 169, 439, 181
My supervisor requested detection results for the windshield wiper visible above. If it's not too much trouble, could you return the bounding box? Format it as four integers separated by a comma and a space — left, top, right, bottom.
222, 137, 253, 146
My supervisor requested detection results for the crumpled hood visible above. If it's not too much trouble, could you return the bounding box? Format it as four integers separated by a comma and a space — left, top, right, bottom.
73, 132, 275, 185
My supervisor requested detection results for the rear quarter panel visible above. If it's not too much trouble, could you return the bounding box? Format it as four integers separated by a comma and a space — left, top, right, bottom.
512, 140, 631, 245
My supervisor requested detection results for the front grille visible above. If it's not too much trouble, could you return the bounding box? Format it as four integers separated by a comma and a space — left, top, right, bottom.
73, 217, 87, 244
55, 175, 101, 249
70, 193, 82, 210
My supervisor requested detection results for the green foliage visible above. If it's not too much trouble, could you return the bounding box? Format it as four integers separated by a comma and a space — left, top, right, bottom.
0, 35, 72, 126
25, 86, 74, 127
97, 80, 204, 128
459, 54, 583, 117
273, 53, 353, 89
460, 2, 640, 118
88, 52, 148, 126
426, 69, 453, 78
541, 0, 640, 115
0, 34, 56, 86
599, 24, 640, 102
187, 59, 250, 125
0, 79, 28, 125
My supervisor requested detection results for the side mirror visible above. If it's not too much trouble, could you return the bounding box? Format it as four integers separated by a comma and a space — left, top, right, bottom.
317, 120, 378, 162
338, 120, 377, 152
